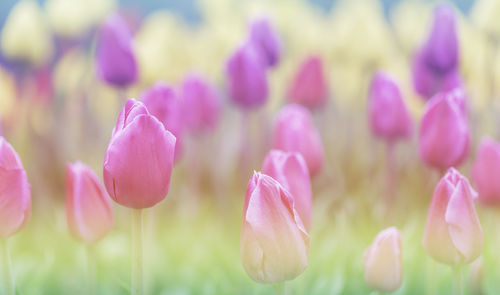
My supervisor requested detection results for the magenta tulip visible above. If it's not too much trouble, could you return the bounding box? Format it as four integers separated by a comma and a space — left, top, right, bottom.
423, 3, 459, 74
368, 71, 412, 142
287, 56, 328, 110
141, 82, 184, 162
103, 99, 176, 209
0, 137, 30, 238
364, 227, 403, 292
240, 172, 309, 284
419, 90, 469, 171
471, 136, 500, 206
96, 13, 138, 88
262, 149, 312, 230
225, 43, 269, 110
180, 74, 221, 135
66, 161, 114, 244
423, 168, 482, 265
248, 17, 282, 68
272, 104, 324, 176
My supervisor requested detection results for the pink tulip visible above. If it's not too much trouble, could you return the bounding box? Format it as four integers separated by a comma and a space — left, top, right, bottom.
471, 136, 500, 206
103, 99, 176, 209
363, 227, 403, 292
66, 161, 114, 244
240, 172, 309, 284
225, 43, 268, 110
287, 56, 328, 110
423, 168, 482, 265
419, 90, 469, 171
368, 71, 412, 142
0, 137, 30, 238
141, 82, 184, 162
272, 104, 324, 176
180, 74, 221, 135
262, 149, 312, 230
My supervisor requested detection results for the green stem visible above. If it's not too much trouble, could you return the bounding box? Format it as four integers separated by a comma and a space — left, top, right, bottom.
132, 209, 143, 295
85, 245, 96, 295
452, 265, 463, 295
1, 239, 14, 295
273, 282, 288, 295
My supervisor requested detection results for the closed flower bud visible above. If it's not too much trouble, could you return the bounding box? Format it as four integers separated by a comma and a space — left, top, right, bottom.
368, 71, 412, 142
419, 90, 469, 171
66, 161, 114, 244
262, 150, 312, 230
272, 104, 324, 176
180, 74, 221, 135
364, 227, 403, 293
103, 99, 176, 209
96, 13, 138, 88
423, 3, 459, 74
0, 137, 31, 238
141, 82, 184, 162
225, 43, 269, 110
248, 17, 282, 68
471, 136, 500, 206
240, 172, 309, 284
423, 168, 482, 265
287, 56, 328, 110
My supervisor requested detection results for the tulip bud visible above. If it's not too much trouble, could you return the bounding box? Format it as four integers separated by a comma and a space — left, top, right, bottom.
141, 82, 184, 162
287, 56, 328, 110
363, 227, 403, 293
423, 3, 459, 74
419, 90, 469, 171
272, 104, 324, 176
225, 43, 269, 110
0, 0, 53, 66
180, 74, 221, 135
248, 17, 282, 68
0, 137, 31, 238
96, 13, 138, 88
103, 99, 176, 209
240, 172, 309, 284
66, 161, 114, 244
262, 150, 312, 230
471, 136, 500, 206
423, 168, 482, 265
368, 71, 412, 142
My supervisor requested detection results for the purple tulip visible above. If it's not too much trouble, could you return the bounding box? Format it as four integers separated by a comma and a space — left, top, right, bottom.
248, 17, 282, 68
96, 13, 138, 88
225, 43, 269, 110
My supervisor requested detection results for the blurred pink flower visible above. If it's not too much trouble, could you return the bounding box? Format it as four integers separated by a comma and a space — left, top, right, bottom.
180, 74, 221, 135
471, 136, 500, 206
262, 149, 312, 230
240, 172, 308, 284
287, 56, 328, 110
423, 168, 482, 265
103, 99, 176, 209
419, 90, 469, 171
368, 71, 412, 142
272, 104, 324, 176
66, 161, 114, 244
0, 137, 31, 238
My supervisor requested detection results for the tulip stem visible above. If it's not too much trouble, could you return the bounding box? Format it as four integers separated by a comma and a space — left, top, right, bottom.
273, 282, 288, 295
384, 142, 396, 215
1, 239, 14, 295
85, 245, 96, 295
452, 265, 463, 295
131, 209, 143, 295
